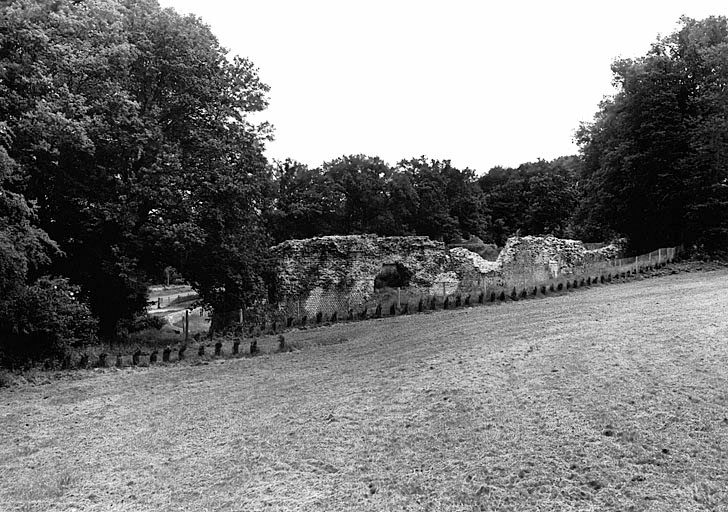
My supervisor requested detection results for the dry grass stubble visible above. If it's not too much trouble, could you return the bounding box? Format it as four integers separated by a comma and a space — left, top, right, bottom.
1, 270, 728, 510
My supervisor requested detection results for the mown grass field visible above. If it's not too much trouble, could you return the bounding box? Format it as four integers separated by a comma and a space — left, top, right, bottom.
2, 269, 728, 511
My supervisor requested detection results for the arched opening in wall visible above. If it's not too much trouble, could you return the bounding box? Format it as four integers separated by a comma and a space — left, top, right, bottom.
374, 262, 412, 290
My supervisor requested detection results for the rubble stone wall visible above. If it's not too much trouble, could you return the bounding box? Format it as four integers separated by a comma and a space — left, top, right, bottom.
271, 234, 623, 316
272, 235, 451, 315
495, 236, 621, 283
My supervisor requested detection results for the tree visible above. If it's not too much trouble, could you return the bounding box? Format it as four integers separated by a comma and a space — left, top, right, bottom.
0, 0, 272, 335
522, 158, 579, 238
0, 124, 56, 298
397, 158, 489, 243
478, 157, 579, 245
266, 159, 343, 242
176, 130, 272, 330
266, 155, 491, 243
0, 122, 97, 364
384, 170, 419, 236
1, 277, 98, 365
576, 16, 728, 254
322, 155, 396, 235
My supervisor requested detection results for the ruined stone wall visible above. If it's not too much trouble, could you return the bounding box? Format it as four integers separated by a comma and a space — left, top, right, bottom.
450, 235, 622, 294
447, 247, 501, 291
272, 235, 451, 315
495, 236, 620, 282
271, 234, 624, 316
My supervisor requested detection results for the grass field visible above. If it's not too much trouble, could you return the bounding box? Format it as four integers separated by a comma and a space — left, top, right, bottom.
2, 269, 728, 511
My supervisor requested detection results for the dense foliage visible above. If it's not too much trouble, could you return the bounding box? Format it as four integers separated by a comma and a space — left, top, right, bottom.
267, 155, 579, 246
576, 16, 728, 255
0, 277, 97, 365
0, 0, 271, 339
0, 121, 97, 363
477, 156, 581, 245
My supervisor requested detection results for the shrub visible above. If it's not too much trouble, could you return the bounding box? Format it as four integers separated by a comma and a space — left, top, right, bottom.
0, 277, 97, 366
121, 313, 166, 333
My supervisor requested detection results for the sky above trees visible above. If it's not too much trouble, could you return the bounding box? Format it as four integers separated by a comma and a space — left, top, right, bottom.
159, 0, 727, 173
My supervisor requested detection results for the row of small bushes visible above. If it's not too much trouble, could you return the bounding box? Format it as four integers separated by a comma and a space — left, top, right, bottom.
29, 335, 290, 372
0, 261, 673, 373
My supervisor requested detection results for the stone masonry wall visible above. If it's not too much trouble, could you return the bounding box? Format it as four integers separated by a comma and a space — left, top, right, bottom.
495, 235, 621, 283
272, 235, 450, 315
271, 234, 622, 316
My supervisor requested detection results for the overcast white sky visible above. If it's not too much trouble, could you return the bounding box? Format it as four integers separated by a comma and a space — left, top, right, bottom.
159, 0, 727, 174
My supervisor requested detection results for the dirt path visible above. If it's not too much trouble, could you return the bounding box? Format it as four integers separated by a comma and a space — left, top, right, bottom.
2, 270, 728, 511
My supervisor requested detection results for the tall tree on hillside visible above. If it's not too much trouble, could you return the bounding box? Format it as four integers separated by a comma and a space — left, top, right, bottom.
575, 16, 728, 254
0, 0, 272, 335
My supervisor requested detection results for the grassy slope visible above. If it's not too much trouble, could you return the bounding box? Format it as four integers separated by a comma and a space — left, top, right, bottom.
1, 270, 728, 511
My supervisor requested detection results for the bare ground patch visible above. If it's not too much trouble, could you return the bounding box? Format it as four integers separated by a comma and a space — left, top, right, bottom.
1, 270, 728, 511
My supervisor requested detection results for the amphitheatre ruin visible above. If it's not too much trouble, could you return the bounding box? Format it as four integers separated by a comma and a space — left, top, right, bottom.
271, 234, 677, 319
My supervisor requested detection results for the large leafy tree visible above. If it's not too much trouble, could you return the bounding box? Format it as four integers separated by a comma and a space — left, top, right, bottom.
576, 16, 728, 254
266, 159, 343, 243
397, 158, 489, 243
322, 155, 396, 235
477, 157, 579, 245
0, 0, 272, 335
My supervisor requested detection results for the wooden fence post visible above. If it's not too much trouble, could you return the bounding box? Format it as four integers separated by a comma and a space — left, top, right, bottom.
185, 310, 189, 343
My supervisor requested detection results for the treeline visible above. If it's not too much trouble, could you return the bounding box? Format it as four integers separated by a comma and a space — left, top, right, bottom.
266, 155, 580, 246
1, 1, 727, 363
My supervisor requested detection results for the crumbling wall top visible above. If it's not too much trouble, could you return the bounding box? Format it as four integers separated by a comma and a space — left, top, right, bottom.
271, 234, 444, 258
449, 247, 501, 275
